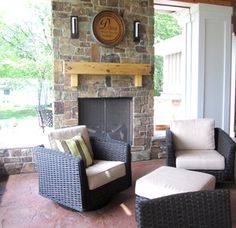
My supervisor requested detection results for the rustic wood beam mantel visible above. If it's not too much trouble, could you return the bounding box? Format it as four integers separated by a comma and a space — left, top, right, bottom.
64, 62, 153, 87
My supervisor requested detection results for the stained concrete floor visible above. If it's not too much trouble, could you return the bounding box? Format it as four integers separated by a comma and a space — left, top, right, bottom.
1, 159, 236, 228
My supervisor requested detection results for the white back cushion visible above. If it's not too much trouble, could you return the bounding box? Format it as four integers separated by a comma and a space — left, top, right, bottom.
170, 118, 215, 150
48, 125, 93, 157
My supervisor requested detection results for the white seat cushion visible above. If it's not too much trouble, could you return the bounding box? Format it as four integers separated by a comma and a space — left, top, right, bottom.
86, 160, 126, 190
135, 166, 215, 199
170, 118, 215, 150
176, 150, 225, 170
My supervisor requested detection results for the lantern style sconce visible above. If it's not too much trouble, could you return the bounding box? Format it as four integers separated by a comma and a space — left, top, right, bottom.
133, 21, 140, 42
70, 16, 79, 39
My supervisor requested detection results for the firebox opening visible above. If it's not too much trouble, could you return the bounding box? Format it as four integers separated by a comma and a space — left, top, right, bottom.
78, 98, 133, 144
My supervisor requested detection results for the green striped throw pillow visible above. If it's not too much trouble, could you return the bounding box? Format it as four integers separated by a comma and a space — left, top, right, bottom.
56, 134, 93, 167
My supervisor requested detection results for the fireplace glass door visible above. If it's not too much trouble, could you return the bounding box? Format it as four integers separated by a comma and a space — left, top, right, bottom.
78, 98, 132, 144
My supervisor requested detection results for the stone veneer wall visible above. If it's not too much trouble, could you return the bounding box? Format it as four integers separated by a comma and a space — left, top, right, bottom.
52, 0, 154, 160
0, 147, 36, 175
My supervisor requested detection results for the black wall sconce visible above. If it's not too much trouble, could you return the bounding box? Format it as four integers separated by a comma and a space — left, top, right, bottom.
70, 16, 79, 39
133, 21, 140, 42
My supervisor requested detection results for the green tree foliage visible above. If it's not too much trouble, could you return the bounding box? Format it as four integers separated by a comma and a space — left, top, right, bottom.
154, 12, 182, 96
154, 56, 163, 96
154, 12, 182, 43
0, 1, 52, 104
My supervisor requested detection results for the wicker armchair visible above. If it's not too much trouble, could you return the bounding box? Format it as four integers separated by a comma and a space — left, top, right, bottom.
33, 126, 132, 212
166, 119, 236, 182
135, 189, 232, 228
36, 106, 53, 132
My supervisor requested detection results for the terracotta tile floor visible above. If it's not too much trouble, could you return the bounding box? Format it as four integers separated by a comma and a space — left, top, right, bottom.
0, 159, 236, 228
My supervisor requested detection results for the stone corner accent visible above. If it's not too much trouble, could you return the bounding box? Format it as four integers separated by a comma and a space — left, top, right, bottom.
0, 147, 37, 176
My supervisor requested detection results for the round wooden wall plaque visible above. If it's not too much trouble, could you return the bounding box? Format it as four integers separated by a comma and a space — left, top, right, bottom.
91, 10, 125, 46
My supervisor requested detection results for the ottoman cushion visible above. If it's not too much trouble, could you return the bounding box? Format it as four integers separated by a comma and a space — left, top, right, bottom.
135, 166, 216, 199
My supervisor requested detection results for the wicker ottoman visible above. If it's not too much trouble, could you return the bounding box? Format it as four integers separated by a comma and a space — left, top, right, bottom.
135, 166, 215, 199
134, 167, 231, 228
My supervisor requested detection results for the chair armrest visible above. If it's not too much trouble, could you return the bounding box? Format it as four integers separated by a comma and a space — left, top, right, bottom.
90, 136, 131, 163
33, 146, 89, 202
90, 136, 132, 185
215, 128, 236, 157
215, 128, 236, 174
165, 128, 176, 167
135, 189, 232, 228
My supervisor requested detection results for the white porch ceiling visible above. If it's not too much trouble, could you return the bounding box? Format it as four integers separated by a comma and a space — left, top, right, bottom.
154, 0, 194, 12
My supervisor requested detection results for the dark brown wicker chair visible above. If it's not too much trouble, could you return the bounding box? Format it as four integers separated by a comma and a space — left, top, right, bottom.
166, 127, 236, 182
33, 135, 131, 212
135, 189, 232, 228
36, 106, 53, 132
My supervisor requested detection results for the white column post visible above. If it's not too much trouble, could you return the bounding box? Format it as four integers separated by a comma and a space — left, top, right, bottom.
179, 4, 232, 132
230, 36, 236, 136
176, 9, 193, 119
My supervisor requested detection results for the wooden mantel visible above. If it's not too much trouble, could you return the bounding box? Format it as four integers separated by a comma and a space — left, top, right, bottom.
64, 61, 153, 87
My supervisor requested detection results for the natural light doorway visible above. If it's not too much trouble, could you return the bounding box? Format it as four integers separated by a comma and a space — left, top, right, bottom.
0, 0, 53, 148
154, 1, 235, 136
153, 2, 190, 137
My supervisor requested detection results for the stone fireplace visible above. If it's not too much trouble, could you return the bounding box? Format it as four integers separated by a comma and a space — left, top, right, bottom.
52, 0, 154, 160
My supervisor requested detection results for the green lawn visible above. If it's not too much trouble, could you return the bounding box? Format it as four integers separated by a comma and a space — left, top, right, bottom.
0, 105, 37, 120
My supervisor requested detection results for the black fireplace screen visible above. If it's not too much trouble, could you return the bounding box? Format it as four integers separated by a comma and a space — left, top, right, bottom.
78, 98, 133, 143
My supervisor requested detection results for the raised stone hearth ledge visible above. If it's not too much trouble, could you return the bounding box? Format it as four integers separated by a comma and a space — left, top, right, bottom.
0, 147, 37, 175
62, 61, 153, 88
